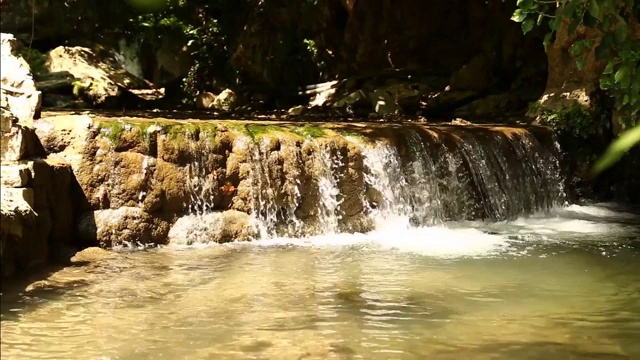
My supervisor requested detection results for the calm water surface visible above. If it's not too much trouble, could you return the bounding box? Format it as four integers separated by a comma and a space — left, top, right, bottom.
2, 203, 640, 360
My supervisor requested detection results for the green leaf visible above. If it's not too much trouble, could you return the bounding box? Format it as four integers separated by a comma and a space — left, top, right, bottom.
623, 94, 630, 105
549, 16, 562, 31
603, 62, 615, 74
600, 77, 613, 89
543, 32, 554, 51
576, 55, 586, 70
562, 1, 577, 17
511, 9, 527, 23
588, 0, 601, 20
517, 0, 534, 8
537, 13, 545, 25
522, 19, 535, 34
615, 66, 630, 82
595, 44, 610, 60
568, 18, 581, 35
602, 13, 612, 30
615, 22, 629, 43
592, 124, 640, 175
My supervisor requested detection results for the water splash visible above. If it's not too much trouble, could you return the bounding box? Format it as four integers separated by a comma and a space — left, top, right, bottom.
173, 125, 566, 243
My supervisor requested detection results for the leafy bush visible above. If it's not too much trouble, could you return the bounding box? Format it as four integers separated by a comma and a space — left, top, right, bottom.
20, 48, 47, 76
512, 0, 639, 123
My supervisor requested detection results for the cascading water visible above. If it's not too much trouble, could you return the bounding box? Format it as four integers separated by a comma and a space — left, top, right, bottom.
168, 124, 566, 244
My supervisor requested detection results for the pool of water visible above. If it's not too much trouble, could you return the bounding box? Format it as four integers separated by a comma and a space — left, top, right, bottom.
2, 203, 640, 360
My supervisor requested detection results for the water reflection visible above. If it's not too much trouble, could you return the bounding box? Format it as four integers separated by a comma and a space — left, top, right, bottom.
1, 204, 640, 360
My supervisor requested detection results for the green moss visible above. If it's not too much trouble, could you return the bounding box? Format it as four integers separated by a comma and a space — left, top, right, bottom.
534, 103, 609, 139
243, 124, 286, 139
97, 121, 127, 146
338, 129, 365, 140
97, 120, 159, 150
291, 124, 326, 139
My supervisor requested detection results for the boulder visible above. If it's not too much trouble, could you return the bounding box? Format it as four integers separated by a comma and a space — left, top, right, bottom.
77, 207, 170, 247
287, 105, 306, 116
1, 186, 39, 277
0, 124, 45, 162
45, 46, 149, 106
0, 164, 31, 187
70, 246, 114, 264
0, 33, 42, 125
0, 187, 36, 237
212, 89, 238, 111
1, 107, 18, 132
196, 92, 217, 109
449, 54, 494, 92
168, 210, 257, 245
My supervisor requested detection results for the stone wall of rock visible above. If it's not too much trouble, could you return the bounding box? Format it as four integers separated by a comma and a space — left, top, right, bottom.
34, 114, 377, 246
1, 33, 42, 125
1, 33, 79, 277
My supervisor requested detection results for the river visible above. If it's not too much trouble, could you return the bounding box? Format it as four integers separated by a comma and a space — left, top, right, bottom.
2, 202, 639, 360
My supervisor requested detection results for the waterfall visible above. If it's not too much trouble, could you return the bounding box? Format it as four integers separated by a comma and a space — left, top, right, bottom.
117, 38, 144, 79
167, 124, 566, 243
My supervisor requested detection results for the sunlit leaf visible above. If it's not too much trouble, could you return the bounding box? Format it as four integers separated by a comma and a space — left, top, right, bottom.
511, 9, 527, 22
603, 62, 616, 75
592, 124, 640, 175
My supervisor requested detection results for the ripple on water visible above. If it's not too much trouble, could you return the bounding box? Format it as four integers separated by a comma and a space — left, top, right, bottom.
1, 204, 640, 359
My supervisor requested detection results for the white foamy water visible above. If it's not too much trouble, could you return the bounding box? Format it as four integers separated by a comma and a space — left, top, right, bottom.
250, 224, 509, 259
166, 126, 569, 246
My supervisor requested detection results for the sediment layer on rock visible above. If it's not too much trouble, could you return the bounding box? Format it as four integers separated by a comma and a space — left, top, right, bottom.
34, 111, 565, 247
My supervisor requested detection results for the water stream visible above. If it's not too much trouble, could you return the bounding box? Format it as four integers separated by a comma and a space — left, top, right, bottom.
2, 125, 639, 360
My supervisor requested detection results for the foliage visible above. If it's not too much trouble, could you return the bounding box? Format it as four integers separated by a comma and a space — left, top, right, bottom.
20, 48, 47, 76
124, 0, 252, 102
531, 102, 610, 138
592, 124, 640, 174
512, 0, 640, 122
513, 0, 640, 172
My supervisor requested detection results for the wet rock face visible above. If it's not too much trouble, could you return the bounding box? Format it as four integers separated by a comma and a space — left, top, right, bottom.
37, 113, 565, 248
38, 116, 382, 243
168, 210, 257, 245
0, 159, 77, 277
77, 207, 170, 247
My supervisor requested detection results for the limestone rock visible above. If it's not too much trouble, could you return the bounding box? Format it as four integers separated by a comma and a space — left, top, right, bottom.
195, 92, 217, 109
70, 247, 115, 264
454, 93, 521, 118
168, 210, 257, 245
0, 164, 31, 187
309, 87, 337, 107
0, 187, 36, 238
0, 124, 45, 162
368, 89, 399, 115
77, 207, 170, 247
288, 105, 306, 116
212, 89, 237, 111
449, 54, 494, 91
1, 107, 18, 132
33, 114, 93, 164
333, 90, 367, 109
1, 33, 42, 125
45, 46, 149, 106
